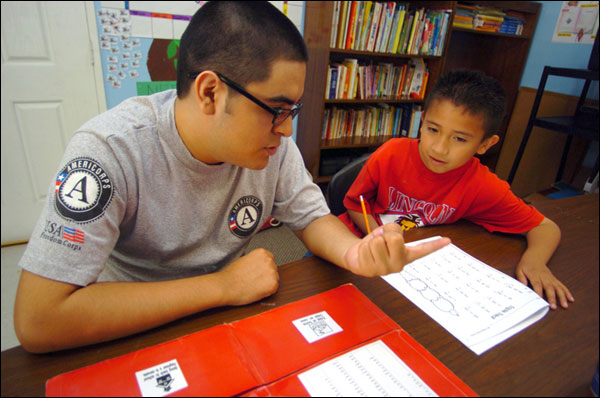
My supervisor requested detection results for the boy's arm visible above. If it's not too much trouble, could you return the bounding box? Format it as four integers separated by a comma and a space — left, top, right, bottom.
348, 209, 379, 236
14, 248, 279, 353
516, 217, 574, 310
295, 214, 450, 277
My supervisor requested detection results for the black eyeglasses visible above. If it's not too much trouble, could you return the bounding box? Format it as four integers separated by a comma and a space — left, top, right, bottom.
188, 71, 303, 127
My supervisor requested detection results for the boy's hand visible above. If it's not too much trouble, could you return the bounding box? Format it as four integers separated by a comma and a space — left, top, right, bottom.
516, 262, 574, 310
344, 223, 450, 277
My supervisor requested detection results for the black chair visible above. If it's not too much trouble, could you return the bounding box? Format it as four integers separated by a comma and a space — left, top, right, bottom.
327, 153, 370, 216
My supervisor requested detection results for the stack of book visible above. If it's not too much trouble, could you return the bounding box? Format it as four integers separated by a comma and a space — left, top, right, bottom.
473, 5, 505, 33
321, 103, 422, 141
326, 58, 428, 101
453, 4, 475, 29
330, 1, 451, 57
500, 11, 526, 35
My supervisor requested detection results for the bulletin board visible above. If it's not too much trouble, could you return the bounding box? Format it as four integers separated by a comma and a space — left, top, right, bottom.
94, 1, 305, 110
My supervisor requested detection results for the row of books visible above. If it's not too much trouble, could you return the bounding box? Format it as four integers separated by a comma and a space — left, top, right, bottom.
326, 58, 428, 100
330, 1, 452, 56
321, 103, 422, 141
454, 4, 526, 35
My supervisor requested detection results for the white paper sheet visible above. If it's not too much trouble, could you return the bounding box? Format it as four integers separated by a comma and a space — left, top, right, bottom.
382, 237, 549, 355
298, 340, 438, 397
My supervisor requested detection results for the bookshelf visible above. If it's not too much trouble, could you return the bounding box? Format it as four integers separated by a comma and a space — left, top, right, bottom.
297, 1, 540, 185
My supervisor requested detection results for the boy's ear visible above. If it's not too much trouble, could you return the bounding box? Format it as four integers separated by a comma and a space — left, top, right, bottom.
476, 134, 500, 155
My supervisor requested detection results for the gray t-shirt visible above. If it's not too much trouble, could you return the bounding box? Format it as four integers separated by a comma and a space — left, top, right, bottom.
19, 90, 329, 285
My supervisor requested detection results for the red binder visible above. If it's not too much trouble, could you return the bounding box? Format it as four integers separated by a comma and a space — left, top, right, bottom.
46, 284, 477, 397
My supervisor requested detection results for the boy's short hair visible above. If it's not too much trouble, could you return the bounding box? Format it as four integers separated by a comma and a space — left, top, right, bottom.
424, 70, 506, 139
177, 1, 308, 98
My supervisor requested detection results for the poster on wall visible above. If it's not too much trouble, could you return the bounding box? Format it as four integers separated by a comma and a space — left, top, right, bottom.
552, 1, 599, 43
95, 1, 305, 109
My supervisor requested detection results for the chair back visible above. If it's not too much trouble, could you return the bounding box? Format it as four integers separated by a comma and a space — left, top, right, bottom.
327, 154, 370, 216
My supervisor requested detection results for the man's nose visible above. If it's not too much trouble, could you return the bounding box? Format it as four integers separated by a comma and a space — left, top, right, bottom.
273, 116, 294, 137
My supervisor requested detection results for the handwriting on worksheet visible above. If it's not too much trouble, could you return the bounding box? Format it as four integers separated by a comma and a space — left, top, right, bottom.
382, 239, 549, 355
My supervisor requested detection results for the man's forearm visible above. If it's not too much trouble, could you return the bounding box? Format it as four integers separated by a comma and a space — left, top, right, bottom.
15, 270, 228, 353
295, 214, 359, 270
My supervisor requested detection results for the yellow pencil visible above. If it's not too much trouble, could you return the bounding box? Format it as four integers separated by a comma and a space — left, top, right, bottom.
360, 195, 371, 234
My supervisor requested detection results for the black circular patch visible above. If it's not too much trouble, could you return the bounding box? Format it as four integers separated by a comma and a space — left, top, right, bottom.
54, 157, 114, 224
228, 196, 263, 238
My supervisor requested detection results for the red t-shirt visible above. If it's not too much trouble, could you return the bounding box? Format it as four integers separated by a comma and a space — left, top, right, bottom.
339, 138, 544, 237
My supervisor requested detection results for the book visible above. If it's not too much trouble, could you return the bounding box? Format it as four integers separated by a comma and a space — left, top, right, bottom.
46, 284, 477, 397
410, 104, 422, 138
408, 57, 426, 99
329, 66, 338, 99
380, 237, 551, 355
330, 1, 341, 48
378, 2, 397, 52
366, 2, 383, 52
391, 8, 407, 53
337, 1, 349, 49
352, 1, 364, 50
345, 1, 358, 49
399, 103, 413, 136
358, 1, 373, 50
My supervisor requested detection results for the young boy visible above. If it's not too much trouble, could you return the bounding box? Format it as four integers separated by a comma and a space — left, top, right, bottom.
339, 70, 574, 311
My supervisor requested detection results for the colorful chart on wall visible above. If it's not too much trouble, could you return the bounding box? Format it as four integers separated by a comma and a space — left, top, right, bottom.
94, 1, 305, 109
552, 1, 599, 44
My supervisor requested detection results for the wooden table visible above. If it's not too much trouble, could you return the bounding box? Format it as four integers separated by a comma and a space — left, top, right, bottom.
2, 194, 598, 397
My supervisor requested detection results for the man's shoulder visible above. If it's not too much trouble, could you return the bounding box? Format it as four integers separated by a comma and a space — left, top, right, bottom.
78, 90, 176, 139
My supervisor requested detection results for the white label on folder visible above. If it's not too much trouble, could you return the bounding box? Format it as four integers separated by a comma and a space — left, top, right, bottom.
292, 310, 343, 343
135, 358, 188, 397
298, 340, 438, 397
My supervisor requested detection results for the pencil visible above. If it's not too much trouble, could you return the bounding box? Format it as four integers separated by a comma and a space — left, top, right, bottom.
359, 195, 371, 234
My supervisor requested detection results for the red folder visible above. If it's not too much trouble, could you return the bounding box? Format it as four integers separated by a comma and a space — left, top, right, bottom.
46, 284, 477, 397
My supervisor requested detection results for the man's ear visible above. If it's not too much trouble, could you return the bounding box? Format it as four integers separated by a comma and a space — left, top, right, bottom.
193, 72, 220, 115
476, 134, 499, 155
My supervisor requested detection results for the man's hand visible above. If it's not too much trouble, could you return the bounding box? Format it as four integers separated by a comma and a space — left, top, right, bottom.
216, 248, 280, 306
344, 223, 450, 277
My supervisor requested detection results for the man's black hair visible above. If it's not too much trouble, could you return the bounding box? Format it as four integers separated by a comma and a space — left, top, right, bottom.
177, 1, 308, 98
424, 70, 506, 139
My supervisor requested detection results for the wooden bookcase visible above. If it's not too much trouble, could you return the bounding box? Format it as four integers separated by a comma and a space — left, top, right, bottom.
297, 1, 540, 184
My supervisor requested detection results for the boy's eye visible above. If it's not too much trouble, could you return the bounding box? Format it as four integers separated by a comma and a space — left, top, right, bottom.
454, 136, 467, 143
427, 127, 438, 133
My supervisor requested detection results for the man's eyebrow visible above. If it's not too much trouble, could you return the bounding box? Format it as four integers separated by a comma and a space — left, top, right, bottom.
265, 95, 297, 106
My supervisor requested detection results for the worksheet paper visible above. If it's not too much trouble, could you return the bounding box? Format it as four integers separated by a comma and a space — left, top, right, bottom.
382, 237, 549, 355
298, 340, 438, 397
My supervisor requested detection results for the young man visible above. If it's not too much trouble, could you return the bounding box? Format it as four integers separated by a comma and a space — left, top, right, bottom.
340, 70, 574, 311
14, 2, 448, 353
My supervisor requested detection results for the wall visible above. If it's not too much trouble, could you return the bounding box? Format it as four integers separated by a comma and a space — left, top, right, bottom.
93, 1, 305, 141
520, 1, 598, 99
495, 1, 598, 196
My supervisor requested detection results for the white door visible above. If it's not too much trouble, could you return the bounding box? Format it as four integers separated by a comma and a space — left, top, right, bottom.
1, 1, 105, 243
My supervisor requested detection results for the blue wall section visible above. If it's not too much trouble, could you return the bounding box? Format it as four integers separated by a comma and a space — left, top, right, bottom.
520, 1, 598, 99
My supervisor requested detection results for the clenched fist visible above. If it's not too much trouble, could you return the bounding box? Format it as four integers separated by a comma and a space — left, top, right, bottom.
216, 248, 280, 306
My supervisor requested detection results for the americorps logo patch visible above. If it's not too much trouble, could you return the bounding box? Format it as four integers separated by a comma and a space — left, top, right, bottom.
228, 196, 263, 238
54, 157, 114, 223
